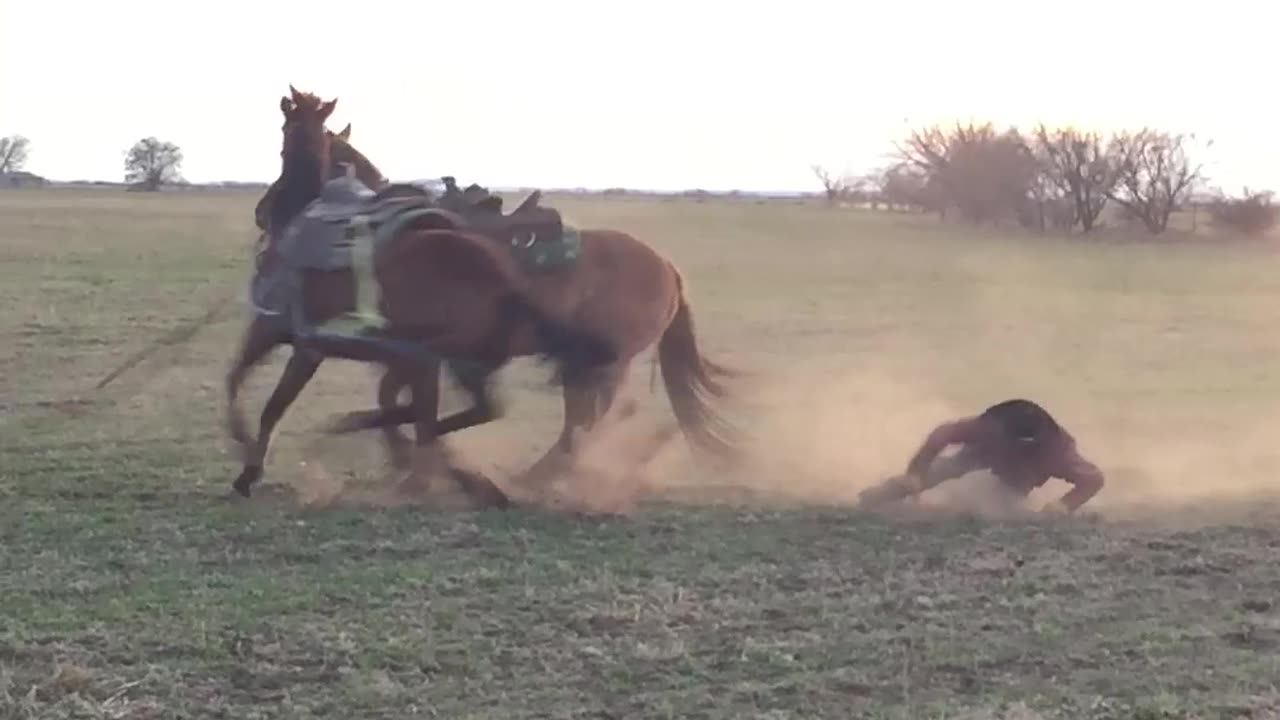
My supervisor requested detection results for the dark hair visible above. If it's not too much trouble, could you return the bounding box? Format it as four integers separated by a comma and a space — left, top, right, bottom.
981, 398, 1059, 442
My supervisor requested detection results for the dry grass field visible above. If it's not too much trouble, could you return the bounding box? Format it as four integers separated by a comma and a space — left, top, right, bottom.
4, 186, 1280, 718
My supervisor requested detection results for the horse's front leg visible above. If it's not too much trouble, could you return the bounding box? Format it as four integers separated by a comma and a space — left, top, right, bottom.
226, 314, 287, 452
406, 360, 509, 508
400, 368, 441, 496
377, 363, 436, 471
232, 349, 322, 498
433, 359, 504, 437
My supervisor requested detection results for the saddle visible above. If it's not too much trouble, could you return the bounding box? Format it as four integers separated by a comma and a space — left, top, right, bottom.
434, 181, 577, 270
277, 176, 440, 271
261, 175, 448, 340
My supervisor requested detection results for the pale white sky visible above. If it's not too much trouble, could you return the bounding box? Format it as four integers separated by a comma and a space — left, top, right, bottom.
2, 0, 1277, 192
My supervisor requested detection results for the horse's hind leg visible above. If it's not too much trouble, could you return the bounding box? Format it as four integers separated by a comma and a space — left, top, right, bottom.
232, 350, 322, 498
591, 360, 630, 424
514, 361, 629, 491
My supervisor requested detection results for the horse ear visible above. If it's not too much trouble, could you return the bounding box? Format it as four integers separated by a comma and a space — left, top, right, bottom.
337, 123, 352, 141
279, 96, 292, 117
319, 99, 338, 120
289, 84, 303, 102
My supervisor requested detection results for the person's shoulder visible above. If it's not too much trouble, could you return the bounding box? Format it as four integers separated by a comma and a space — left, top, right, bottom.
1048, 425, 1080, 458
1055, 422, 1077, 444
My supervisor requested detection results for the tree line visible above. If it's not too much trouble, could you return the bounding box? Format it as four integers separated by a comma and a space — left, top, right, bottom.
814, 123, 1279, 237
1, 134, 183, 191
4, 125, 1277, 237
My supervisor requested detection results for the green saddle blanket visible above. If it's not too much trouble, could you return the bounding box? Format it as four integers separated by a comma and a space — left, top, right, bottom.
508, 224, 581, 273
436, 181, 582, 274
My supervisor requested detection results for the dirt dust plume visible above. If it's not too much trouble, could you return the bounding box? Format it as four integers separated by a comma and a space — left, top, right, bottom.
1079, 412, 1280, 524
533, 396, 682, 516
700, 361, 971, 507
280, 389, 681, 516
274, 351, 1280, 524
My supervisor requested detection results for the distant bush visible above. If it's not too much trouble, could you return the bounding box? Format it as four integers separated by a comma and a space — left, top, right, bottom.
1208, 190, 1280, 237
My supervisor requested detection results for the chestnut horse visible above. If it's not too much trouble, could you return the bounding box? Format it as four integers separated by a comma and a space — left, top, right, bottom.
230, 123, 446, 494
313, 127, 742, 486
243, 119, 742, 488
224, 86, 615, 501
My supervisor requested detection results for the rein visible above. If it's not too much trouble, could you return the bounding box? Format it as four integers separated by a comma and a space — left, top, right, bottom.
92, 229, 265, 391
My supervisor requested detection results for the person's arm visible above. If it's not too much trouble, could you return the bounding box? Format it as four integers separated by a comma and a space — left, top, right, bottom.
1043, 441, 1105, 513
857, 417, 982, 508
904, 417, 980, 479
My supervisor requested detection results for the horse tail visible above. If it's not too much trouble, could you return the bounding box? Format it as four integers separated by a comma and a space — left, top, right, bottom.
657, 266, 741, 462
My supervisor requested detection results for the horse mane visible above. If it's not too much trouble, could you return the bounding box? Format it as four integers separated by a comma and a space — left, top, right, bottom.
329, 132, 388, 190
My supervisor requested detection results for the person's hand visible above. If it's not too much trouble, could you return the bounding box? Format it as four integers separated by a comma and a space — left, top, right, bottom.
900, 473, 924, 493
856, 484, 887, 507
857, 473, 922, 508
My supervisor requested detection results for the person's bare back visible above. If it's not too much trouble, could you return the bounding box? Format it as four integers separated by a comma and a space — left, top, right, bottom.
858, 399, 1105, 514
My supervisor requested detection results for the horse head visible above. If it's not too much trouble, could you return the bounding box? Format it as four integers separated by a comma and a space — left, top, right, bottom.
327, 123, 389, 189
268, 85, 338, 234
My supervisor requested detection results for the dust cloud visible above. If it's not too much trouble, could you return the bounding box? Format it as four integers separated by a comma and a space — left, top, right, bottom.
283, 388, 684, 517
280, 347, 1280, 524
696, 360, 1043, 519
657, 348, 1280, 523
1083, 415, 1280, 525
721, 363, 962, 506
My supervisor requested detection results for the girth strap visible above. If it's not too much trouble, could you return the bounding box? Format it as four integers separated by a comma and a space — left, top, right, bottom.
348, 214, 384, 329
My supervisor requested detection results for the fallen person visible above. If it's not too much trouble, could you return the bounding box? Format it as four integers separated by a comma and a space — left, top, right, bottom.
857, 398, 1105, 515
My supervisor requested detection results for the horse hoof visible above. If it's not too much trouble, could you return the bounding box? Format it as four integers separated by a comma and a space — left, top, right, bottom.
232, 466, 262, 497
221, 489, 249, 503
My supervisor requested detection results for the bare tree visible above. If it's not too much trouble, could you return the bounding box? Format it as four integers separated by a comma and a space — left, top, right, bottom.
875, 162, 938, 214
124, 137, 184, 191
846, 174, 880, 205
896, 122, 1040, 225
1020, 161, 1074, 232
0, 135, 31, 173
812, 165, 848, 205
1207, 188, 1280, 237
1032, 125, 1116, 232
1106, 129, 1204, 234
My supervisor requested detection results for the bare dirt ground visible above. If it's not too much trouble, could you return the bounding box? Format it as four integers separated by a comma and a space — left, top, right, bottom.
3, 188, 1280, 718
